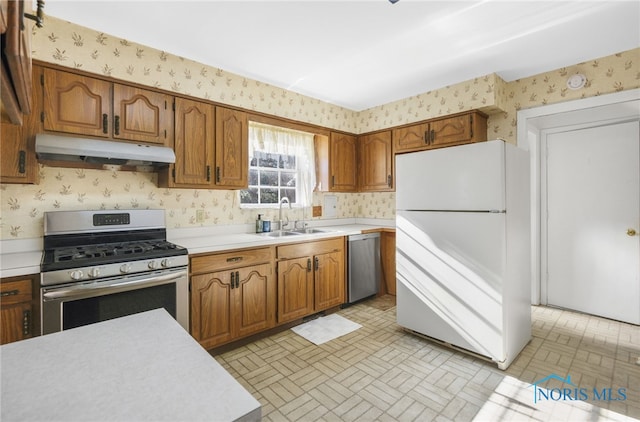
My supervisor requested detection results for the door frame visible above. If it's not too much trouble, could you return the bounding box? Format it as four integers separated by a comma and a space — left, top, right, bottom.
516, 88, 640, 304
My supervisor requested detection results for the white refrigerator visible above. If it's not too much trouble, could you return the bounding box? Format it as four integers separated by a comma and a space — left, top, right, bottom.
395, 140, 531, 370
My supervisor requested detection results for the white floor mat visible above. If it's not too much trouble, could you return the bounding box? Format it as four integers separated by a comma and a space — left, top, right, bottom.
291, 314, 362, 345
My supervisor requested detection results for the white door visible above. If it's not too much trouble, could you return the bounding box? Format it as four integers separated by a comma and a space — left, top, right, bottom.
546, 120, 640, 324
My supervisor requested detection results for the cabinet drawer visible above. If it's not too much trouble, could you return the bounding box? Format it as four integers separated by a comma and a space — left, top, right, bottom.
277, 237, 344, 260
191, 247, 274, 274
0, 279, 32, 306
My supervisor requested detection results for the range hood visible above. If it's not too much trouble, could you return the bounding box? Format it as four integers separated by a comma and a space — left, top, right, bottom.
35, 134, 175, 166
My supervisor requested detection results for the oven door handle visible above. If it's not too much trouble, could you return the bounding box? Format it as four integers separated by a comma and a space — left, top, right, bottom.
42, 271, 186, 300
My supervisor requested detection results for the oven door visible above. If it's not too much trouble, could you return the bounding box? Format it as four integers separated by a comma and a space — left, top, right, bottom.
41, 267, 188, 335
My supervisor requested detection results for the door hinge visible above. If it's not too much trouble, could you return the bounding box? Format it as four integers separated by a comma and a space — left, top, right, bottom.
23, 310, 31, 336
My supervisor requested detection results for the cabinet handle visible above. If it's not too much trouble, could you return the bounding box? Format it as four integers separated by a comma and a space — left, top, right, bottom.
23, 310, 31, 336
206, 166, 211, 182
424, 130, 429, 144
430, 129, 435, 144
331, 175, 335, 187
226, 256, 243, 263
314, 256, 319, 271
307, 258, 312, 272
0, 290, 19, 297
18, 150, 26, 174
114, 115, 120, 135
216, 166, 221, 183
230, 271, 235, 289
235, 271, 240, 288
102, 114, 108, 134
470, 114, 474, 138
387, 174, 392, 188
23, 0, 44, 28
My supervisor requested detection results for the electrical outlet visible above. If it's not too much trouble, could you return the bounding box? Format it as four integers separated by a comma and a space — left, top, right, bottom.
195, 209, 205, 223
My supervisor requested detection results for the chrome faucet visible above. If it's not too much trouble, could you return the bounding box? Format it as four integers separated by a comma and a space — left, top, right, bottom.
279, 197, 291, 230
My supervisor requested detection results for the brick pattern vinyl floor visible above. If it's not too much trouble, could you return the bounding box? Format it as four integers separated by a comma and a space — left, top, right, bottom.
215, 298, 640, 421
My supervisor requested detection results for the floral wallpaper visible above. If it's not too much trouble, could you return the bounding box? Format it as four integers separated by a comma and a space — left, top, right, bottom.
0, 15, 638, 240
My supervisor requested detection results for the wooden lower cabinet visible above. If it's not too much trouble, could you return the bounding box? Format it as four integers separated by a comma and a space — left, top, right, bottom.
190, 248, 275, 350
1, 275, 37, 345
277, 238, 345, 324
189, 238, 346, 348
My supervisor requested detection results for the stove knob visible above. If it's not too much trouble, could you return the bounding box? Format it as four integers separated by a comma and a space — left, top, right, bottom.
148, 260, 159, 270
88, 268, 101, 278
70, 270, 84, 280
161, 258, 173, 268
120, 264, 132, 274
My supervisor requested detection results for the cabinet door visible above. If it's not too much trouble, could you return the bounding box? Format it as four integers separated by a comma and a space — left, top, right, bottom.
3, 0, 32, 116
359, 131, 393, 192
112, 84, 174, 145
314, 251, 345, 311
173, 98, 215, 186
429, 113, 474, 148
330, 132, 357, 192
0, 122, 34, 183
215, 107, 248, 188
0, 278, 33, 345
277, 257, 314, 323
235, 263, 275, 338
392, 122, 430, 153
191, 271, 233, 349
43, 68, 112, 138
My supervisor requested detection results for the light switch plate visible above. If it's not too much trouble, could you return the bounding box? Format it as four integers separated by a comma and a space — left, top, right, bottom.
324, 195, 337, 218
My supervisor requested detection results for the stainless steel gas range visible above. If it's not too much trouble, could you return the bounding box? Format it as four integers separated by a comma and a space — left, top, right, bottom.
40, 209, 189, 335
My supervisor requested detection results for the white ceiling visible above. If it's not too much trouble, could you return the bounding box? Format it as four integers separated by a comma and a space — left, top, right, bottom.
44, 0, 640, 111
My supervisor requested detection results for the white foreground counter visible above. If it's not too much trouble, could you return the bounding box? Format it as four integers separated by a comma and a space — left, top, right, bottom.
0, 309, 261, 422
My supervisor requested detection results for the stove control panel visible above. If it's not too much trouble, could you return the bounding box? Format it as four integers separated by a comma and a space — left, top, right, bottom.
41, 255, 189, 286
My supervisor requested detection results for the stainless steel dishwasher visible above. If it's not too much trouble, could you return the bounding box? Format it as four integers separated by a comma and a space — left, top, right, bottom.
348, 232, 381, 303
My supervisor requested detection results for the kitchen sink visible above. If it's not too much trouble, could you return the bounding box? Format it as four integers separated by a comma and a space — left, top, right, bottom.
259, 230, 302, 237
291, 228, 328, 234
257, 228, 331, 237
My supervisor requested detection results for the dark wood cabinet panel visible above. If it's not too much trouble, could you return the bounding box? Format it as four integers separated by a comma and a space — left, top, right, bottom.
112, 84, 174, 145
330, 132, 357, 192
215, 107, 248, 188
43, 68, 112, 138
359, 130, 393, 192
171, 97, 215, 187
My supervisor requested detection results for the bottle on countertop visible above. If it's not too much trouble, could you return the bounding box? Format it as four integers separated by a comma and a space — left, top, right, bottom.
256, 214, 263, 233
262, 219, 271, 233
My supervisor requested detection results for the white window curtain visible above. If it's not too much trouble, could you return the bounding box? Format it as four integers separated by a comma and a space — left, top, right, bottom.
248, 122, 316, 207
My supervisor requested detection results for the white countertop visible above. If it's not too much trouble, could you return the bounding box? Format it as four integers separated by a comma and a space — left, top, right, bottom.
0, 309, 261, 422
0, 219, 395, 277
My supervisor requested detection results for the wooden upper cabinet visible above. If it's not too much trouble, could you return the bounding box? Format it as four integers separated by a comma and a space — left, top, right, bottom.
170, 97, 215, 187
1, 0, 32, 124
112, 84, 173, 145
330, 132, 357, 192
392, 122, 429, 152
393, 111, 487, 154
430, 112, 485, 148
43, 68, 112, 138
1, 70, 39, 184
215, 107, 248, 188
359, 130, 393, 192
41, 67, 174, 146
